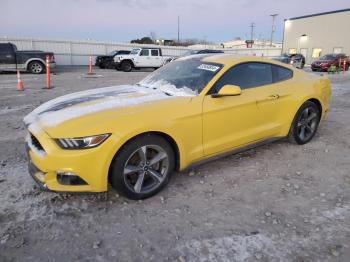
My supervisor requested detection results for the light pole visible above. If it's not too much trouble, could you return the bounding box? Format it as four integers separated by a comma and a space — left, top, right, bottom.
270, 14, 278, 47
177, 16, 180, 44
250, 22, 255, 41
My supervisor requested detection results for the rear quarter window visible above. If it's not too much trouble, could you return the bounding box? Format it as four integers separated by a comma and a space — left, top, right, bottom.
272, 65, 293, 83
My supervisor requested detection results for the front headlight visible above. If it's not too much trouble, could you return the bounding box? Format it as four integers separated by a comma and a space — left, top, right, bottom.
55, 134, 110, 150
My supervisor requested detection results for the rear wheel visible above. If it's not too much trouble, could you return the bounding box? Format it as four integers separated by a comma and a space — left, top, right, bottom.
110, 134, 175, 199
121, 60, 133, 72
288, 101, 320, 145
28, 61, 45, 74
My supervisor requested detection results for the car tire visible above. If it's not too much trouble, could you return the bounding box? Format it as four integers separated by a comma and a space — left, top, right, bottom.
110, 134, 175, 200
288, 101, 321, 145
121, 61, 133, 72
28, 61, 45, 74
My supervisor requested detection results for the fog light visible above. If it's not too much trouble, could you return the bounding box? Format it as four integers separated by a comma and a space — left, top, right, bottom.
56, 171, 88, 186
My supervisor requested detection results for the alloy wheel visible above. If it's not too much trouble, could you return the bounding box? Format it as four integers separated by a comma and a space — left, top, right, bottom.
297, 106, 318, 142
123, 145, 169, 194
30, 63, 43, 73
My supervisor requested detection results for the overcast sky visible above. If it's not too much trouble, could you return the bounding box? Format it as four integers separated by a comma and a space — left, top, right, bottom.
0, 0, 349, 43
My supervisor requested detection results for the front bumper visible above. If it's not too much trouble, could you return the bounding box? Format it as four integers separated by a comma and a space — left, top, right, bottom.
26, 129, 118, 192
311, 64, 329, 71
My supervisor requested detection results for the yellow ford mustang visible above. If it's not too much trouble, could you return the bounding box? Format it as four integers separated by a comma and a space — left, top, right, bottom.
24, 55, 331, 199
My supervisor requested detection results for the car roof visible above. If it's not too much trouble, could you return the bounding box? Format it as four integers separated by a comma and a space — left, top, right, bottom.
198, 54, 291, 68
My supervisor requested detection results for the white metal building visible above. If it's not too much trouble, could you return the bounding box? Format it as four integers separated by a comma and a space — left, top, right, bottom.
282, 8, 350, 64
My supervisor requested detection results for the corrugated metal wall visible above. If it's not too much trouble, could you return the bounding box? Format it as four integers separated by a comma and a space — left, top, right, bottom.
0, 37, 282, 65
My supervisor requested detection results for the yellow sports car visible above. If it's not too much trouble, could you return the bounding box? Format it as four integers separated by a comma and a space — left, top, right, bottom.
24, 55, 331, 199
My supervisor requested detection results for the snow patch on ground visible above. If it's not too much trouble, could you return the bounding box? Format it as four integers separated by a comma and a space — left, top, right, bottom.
177, 233, 290, 262
177, 205, 350, 261
0, 105, 31, 115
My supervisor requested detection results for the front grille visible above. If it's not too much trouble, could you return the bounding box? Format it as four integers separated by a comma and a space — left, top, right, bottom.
30, 133, 45, 152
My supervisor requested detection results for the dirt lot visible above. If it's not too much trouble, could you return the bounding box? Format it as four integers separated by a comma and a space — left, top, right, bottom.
0, 66, 349, 262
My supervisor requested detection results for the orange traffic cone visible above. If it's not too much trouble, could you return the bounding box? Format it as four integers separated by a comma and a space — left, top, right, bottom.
17, 70, 24, 91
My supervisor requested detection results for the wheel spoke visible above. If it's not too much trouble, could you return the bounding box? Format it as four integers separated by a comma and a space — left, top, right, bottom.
149, 151, 167, 166
124, 165, 142, 175
302, 108, 309, 119
299, 126, 306, 140
307, 112, 317, 123
305, 124, 313, 133
134, 172, 145, 193
138, 146, 147, 163
148, 168, 163, 183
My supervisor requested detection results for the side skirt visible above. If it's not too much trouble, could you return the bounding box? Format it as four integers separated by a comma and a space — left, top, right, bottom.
184, 137, 284, 171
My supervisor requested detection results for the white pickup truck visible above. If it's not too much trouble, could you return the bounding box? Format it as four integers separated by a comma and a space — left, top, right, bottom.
114, 47, 173, 72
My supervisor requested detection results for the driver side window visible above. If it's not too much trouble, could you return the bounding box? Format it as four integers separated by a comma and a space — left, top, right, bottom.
140, 49, 149, 56
210, 62, 273, 94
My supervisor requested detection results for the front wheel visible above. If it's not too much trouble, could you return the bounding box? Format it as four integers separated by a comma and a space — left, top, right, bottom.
110, 134, 175, 199
121, 61, 133, 72
28, 61, 45, 74
288, 101, 321, 145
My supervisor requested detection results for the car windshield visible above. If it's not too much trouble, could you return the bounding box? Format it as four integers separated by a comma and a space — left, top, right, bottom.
108, 51, 118, 55
138, 57, 223, 96
319, 54, 336, 60
130, 49, 140, 55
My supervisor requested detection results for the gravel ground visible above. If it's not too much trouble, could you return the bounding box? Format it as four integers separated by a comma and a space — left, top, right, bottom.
0, 66, 349, 262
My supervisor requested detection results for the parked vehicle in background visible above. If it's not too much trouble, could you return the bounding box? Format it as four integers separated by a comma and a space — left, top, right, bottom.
95, 50, 130, 69
114, 47, 173, 72
182, 49, 224, 57
273, 53, 305, 69
311, 53, 350, 72
0, 42, 55, 74
290, 54, 305, 69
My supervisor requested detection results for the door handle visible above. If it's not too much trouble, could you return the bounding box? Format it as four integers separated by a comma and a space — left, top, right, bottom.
266, 94, 280, 100
5, 55, 12, 58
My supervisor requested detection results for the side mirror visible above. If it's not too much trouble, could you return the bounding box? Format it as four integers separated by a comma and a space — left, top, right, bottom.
211, 85, 242, 98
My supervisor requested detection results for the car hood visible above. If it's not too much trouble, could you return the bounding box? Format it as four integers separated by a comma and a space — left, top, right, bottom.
24, 84, 196, 137
96, 55, 112, 59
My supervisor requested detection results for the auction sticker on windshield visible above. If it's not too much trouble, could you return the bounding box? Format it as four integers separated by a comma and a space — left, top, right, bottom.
197, 64, 220, 72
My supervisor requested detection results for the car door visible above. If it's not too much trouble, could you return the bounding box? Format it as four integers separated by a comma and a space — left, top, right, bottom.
150, 49, 162, 67
252, 63, 295, 137
0, 44, 16, 70
202, 62, 273, 156
137, 49, 150, 67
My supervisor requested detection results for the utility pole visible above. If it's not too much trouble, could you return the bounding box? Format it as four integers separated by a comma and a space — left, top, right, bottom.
270, 14, 278, 47
250, 22, 255, 40
177, 16, 180, 44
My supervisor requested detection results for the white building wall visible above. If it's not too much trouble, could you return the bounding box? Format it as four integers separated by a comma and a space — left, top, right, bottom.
283, 9, 350, 64
0, 37, 282, 65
